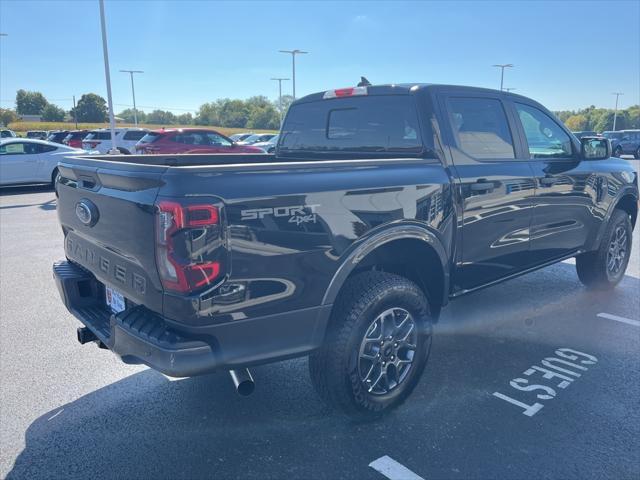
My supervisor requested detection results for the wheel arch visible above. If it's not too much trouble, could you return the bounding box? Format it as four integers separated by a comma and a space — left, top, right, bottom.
615, 191, 638, 229
590, 187, 639, 250
322, 225, 450, 316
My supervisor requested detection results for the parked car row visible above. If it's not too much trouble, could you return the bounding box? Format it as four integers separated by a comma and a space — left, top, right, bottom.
571, 129, 640, 158
1, 127, 279, 154
0, 126, 276, 187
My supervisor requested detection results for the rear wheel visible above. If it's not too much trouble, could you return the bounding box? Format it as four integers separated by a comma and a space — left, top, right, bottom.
309, 271, 432, 420
614, 146, 623, 157
576, 209, 632, 289
635, 147, 640, 160
117, 147, 130, 155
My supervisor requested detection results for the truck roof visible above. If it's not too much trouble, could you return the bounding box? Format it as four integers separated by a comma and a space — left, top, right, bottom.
294, 83, 532, 104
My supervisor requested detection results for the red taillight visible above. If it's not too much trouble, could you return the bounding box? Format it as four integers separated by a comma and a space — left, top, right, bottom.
155, 201, 222, 293
323, 86, 368, 99
185, 205, 218, 227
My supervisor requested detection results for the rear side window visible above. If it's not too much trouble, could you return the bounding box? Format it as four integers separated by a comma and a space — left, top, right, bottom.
280, 96, 423, 155
123, 130, 147, 141
447, 97, 515, 159
85, 131, 111, 140
139, 132, 162, 143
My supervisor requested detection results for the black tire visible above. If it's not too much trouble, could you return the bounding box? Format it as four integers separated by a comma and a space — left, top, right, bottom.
51, 167, 59, 187
309, 271, 433, 420
576, 209, 632, 289
614, 146, 623, 157
635, 147, 640, 160
117, 147, 130, 155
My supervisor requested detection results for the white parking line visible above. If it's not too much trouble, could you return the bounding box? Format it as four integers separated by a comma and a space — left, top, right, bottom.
369, 456, 425, 480
597, 313, 640, 327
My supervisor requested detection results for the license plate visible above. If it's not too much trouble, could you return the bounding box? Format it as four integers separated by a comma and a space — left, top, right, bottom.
105, 286, 126, 314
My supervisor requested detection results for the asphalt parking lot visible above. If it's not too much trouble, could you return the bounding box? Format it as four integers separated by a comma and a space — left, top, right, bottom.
1, 162, 639, 480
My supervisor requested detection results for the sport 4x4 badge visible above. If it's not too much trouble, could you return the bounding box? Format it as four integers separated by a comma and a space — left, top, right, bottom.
241, 204, 320, 225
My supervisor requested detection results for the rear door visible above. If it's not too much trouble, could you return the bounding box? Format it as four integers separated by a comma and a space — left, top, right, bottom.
437, 92, 536, 291
510, 100, 596, 263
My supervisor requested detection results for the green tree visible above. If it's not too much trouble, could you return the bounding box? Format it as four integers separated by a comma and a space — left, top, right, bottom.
195, 102, 219, 125
117, 108, 147, 124
626, 106, 640, 129
246, 104, 280, 129
0, 108, 18, 126
15, 89, 48, 115
146, 109, 176, 125
564, 114, 589, 131
218, 99, 249, 127
273, 94, 294, 116
41, 104, 66, 122
176, 113, 193, 125
72, 93, 107, 122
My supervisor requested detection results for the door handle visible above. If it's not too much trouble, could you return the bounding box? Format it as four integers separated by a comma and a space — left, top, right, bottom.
539, 176, 558, 186
470, 180, 494, 192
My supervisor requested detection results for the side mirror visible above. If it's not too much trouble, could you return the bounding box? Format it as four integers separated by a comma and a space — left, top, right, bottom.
581, 137, 610, 160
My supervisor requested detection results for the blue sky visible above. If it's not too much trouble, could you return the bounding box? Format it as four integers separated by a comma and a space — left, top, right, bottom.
1, 0, 639, 115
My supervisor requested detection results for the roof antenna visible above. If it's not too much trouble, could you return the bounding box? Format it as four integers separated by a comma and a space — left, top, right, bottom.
357, 76, 371, 87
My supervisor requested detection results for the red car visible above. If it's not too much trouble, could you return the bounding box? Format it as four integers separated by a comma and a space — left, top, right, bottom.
62, 130, 89, 149
135, 128, 264, 154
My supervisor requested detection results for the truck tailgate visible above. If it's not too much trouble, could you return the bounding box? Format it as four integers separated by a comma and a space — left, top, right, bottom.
56, 159, 167, 313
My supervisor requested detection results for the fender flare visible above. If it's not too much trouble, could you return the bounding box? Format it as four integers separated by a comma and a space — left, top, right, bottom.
590, 186, 638, 251
321, 224, 450, 307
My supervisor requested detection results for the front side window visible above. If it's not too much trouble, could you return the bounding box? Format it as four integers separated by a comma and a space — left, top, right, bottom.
0, 142, 26, 155
516, 103, 573, 159
206, 133, 231, 146
447, 97, 515, 159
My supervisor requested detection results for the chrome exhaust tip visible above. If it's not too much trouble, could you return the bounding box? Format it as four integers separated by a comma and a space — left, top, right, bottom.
229, 368, 255, 396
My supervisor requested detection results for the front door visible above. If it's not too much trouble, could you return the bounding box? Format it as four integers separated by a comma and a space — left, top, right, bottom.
439, 93, 536, 292
511, 101, 597, 264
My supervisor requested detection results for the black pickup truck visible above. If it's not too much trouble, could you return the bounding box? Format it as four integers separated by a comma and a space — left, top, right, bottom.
53, 84, 638, 418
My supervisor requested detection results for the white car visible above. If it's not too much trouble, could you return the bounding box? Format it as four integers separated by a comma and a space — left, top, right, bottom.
252, 134, 279, 153
82, 128, 148, 154
237, 133, 277, 145
229, 132, 254, 142
0, 138, 89, 186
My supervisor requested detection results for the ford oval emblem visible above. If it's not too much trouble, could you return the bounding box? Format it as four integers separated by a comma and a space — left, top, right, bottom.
76, 199, 99, 227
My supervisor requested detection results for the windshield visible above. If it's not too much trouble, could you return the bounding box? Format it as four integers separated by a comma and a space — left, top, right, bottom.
139, 132, 162, 143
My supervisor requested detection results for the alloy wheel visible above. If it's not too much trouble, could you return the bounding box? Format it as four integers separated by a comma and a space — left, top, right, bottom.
357, 307, 418, 396
607, 225, 628, 275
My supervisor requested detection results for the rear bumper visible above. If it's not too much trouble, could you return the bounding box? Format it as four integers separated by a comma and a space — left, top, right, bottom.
53, 260, 331, 377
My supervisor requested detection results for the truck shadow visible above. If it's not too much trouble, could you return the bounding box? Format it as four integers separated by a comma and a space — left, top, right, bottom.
0, 184, 54, 196
6, 264, 639, 479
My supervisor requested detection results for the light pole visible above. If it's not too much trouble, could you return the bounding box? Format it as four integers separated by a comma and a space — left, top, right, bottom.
492, 64, 514, 91
72, 95, 78, 129
612, 92, 624, 131
120, 70, 143, 125
270, 77, 290, 119
279, 49, 307, 100
0, 34, 7, 117
98, 0, 118, 154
